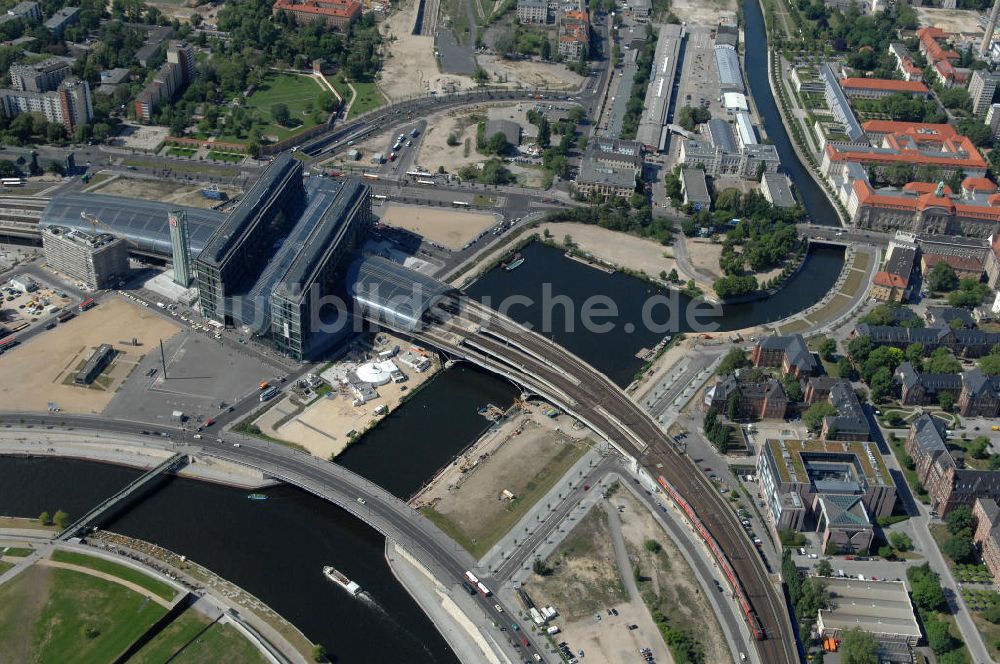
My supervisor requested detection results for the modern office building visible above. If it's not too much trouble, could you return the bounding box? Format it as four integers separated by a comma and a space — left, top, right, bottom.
195, 154, 372, 359
819, 63, 865, 142
41, 226, 129, 290
757, 438, 895, 552
168, 210, 193, 287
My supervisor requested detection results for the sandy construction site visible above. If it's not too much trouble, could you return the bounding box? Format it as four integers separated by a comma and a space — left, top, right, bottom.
379, 204, 498, 249
412, 407, 590, 555
477, 55, 584, 91
89, 176, 240, 210
538, 222, 677, 279
379, 0, 477, 100
412, 107, 494, 174
0, 297, 180, 413
916, 7, 984, 34
670, 0, 737, 23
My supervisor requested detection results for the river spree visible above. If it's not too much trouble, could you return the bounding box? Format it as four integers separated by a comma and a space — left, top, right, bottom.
0, 456, 459, 664
467, 241, 843, 385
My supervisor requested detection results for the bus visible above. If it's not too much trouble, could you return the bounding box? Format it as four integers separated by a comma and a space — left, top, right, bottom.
57, 311, 75, 323
1, 177, 24, 187
259, 386, 279, 402
406, 170, 434, 178
7, 321, 28, 332
0, 337, 17, 353
372, 194, 388, 201
416, 179, 436, 186
475, 581, 492, 597
78, 298, 96, 312
463, 570, 479, 585
452, 201, 470, 207
362, 173, 379, 180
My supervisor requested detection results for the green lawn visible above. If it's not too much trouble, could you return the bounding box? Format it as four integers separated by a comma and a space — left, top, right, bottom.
50, 550, 177, 601
127, 608, 267, 664
346, 81, 386, 119
206, 151, 244, 163
0, 565, 168, 664
167, 146, 197, 157
2, 546, 35, 557
244, 72, 326, 141
0, 561, 11, 574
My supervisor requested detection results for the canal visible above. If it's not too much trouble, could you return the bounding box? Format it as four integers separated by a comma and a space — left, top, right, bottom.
742, 0, 841, 226
0, 456, 460, 664
467, 241, 843, 386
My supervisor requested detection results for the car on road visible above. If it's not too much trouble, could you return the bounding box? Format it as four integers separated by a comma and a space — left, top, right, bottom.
357, 497, 366, 505
233, 442, 241, 448
494, 604, 503, 613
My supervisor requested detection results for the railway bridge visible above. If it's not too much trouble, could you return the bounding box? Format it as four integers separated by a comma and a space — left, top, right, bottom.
348, 263, 798, 664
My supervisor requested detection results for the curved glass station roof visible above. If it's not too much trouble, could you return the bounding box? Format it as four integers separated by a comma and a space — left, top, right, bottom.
348, 254, 455, 331
40, 192, 226, 257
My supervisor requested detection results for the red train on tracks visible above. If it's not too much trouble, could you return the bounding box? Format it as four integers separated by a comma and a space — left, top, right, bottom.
658, 475, 765, 641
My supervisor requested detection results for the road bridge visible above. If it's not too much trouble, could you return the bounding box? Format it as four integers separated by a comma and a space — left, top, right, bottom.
58, 452, 186, 540
367, 294, 798, 664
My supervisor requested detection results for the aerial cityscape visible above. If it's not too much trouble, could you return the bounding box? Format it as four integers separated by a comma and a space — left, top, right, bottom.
5, 0, 1000, 661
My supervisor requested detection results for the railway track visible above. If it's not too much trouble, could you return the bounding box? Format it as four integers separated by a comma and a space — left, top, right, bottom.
415, 300, 799, 662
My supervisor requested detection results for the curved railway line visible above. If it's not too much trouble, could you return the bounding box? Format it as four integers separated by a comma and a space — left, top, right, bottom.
408, 297, 799, 663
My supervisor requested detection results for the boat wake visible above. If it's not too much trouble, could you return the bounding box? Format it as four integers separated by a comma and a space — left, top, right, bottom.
357, 592, 435, 660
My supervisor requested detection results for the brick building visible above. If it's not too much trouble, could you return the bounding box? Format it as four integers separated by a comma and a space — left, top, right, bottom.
751, 334, 819, 378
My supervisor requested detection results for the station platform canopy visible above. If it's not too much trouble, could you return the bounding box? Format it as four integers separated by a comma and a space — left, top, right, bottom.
347, 254, 455, 331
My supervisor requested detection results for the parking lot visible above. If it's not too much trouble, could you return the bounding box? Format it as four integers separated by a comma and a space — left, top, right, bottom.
103, 328, 277, 427
0, 277, 75, 340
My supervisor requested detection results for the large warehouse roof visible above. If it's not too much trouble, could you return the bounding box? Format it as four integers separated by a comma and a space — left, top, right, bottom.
40, 192, 226, 256
348, 255, 454, 331
714, 44, 744, 92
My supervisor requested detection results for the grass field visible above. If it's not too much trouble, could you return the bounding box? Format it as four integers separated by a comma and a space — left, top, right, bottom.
347, 81, 386, 118
422, 439, 585, 557
51, 550, 177, 601
128, 608, 267, 664
207, 151, 244, 163
0, 566, 167, 664
244, 73, 326, 141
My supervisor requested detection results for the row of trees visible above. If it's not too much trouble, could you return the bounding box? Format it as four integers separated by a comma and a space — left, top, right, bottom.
906, 564, 967, 663
703, 409, 731, 453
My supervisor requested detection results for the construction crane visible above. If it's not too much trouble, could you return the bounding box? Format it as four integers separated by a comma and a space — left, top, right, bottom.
79, 211, 138, 248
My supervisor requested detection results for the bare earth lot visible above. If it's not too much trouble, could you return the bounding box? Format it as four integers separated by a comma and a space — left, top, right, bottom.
477, 55, 584, 90
524, 505, 673, 663
264, 355, 441, 459
525, 507, 627, 622
379, 204, 498, 249
916, 7, 983, 34
0, 297, 180, 413
413, 107, 496, 174
670, 0, 737, 23
413, 413, 589, 556
685, 238, 724, 280
379, 0, 476, 99
619, 490, 731, 664
538, 222, 676, 278
90, 176, 241, 210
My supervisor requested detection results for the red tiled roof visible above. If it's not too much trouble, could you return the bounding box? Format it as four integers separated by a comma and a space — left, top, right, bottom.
827, 133, 986, 171
874, 271, 908, 288
852, 178, 1000, 223
840, 78, 929, 93
921, 253, 985, 273
918, 26, 960, 62
861, 120, 955, 137
963, 177, 997, 192
273, 0, 361, 19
